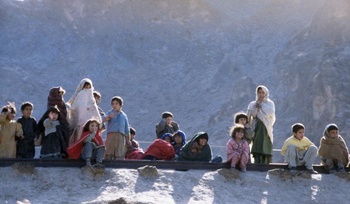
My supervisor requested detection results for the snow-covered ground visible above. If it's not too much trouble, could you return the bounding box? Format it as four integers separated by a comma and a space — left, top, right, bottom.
1, 164, 350, 204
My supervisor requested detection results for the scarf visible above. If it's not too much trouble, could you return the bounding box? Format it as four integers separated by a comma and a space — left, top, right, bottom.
318, 124, 349, 165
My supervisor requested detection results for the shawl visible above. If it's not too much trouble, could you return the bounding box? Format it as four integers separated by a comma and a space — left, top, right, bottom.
67, 130, 104, 159
178, 132, 212, 162
246, 85, 276, 143
66, 78, 94, 106
318, 124, 349, 166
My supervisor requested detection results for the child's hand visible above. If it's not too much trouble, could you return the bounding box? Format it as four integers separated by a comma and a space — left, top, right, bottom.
109, 112, 115, 119
93, 126, 98, 134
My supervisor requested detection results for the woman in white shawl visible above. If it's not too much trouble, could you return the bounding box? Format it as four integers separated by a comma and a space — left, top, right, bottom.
66, 78, 102, 145
246, 85, 275, 164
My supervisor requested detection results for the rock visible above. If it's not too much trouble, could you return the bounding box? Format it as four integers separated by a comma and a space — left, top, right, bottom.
11, 163, 36, 175
137, 165, 159, 177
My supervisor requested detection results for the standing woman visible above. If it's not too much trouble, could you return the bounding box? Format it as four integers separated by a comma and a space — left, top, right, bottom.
66, 78, 102, 145
246, 85, 275, 164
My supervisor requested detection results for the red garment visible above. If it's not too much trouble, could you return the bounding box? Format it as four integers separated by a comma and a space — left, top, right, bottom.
67, 131, 104, 159
143, 139, 175, 160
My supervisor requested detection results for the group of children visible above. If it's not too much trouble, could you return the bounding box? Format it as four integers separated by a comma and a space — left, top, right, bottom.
227, 112, 349, 174
0, 79, 348, 174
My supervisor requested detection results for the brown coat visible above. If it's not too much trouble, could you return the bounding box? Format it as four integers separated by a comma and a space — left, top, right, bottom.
318, 127, 349, 166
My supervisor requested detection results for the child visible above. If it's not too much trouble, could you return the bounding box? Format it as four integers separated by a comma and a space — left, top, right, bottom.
142, 136, 175, 161
125, 127, 144, 159
39, 106, 67, 158
93, 91, 106, 131
172, 130, 186, 157
67, 119, 105, 168
281, 123, 318, 174
318, 123, 349, 173
66, 78, 102, 145
226, 124, 250, 172
0, 102, 24, 158
178, 132, 223, 163
47, 86, 70, 145
161, 133, 173, 143
155, 111, 180, 139
234, 112, 254, 144
16, 102, 38, 158
103, 96, 130, 160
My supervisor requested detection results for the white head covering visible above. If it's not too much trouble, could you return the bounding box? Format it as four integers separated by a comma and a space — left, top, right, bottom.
67, 78, 94, 106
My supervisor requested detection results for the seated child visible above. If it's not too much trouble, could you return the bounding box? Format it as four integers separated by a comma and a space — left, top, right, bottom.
178, 132, 223, 163
142, 135, 175, 161
281, 123, 318, 174
172, 130, 186, 157
0, 102, 24, 158
226, 124, 250, 172
67, 119, 105, 168
318, 123, 349, 173
161, 132, 173, 143
16, 102, 38, 158
190, 141, 200, 155
125, 127, 144, 160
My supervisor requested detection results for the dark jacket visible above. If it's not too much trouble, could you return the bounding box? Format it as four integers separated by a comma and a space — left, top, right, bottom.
178, 132, 212, 162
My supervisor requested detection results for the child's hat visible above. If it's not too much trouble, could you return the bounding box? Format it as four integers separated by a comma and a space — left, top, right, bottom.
162, 111, 173, 119
326, 123, 338, 132
161, 133, 172, 140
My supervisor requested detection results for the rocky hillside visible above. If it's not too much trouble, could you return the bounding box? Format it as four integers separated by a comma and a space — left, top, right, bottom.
1, 0, 350, 157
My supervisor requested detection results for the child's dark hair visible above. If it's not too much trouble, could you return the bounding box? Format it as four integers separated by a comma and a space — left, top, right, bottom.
292, 123, 305, 133
234, 112, 248, 123
48, 106, 60, 115
230, 124, 245, 139
20, 101, 34, 111
130, 127, 136, 135
93, 91, 101, 99
111, 96, 123, 106
1, 105, 16, 114
82, 119, 101, 132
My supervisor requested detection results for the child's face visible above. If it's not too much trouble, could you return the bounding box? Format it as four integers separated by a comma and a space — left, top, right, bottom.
191, 147, 198, 154
22, 106, 33, 118
174, 135, 182, 144
89, 122, 99, 133
94, 96, 101, 105
257, 89, 266, 101
294, 129, 304, 140
83, 83, 91, 89
328, 130, 338, 138
198, 138, 207, 147
164, 136, 172, 143
165, 117, 173, 125
235, 129, 244, 139
6, 111, 15, 120
49, 112, 59, 121
111, 101, 121, 111
238, 118, 247, 125
130, 133, 135, 140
